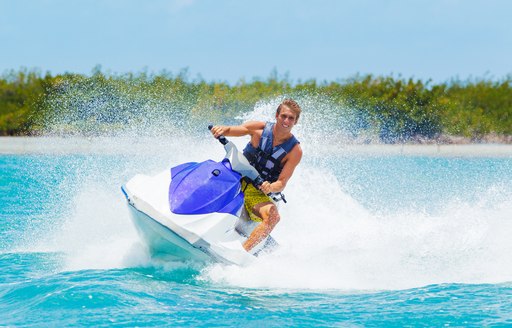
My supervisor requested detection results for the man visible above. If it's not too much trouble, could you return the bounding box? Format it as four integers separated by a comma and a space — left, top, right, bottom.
210, 99, 303, 252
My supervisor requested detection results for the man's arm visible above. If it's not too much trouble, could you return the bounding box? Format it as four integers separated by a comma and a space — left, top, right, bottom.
210, 121, 265, 138
259, 144, 303, 194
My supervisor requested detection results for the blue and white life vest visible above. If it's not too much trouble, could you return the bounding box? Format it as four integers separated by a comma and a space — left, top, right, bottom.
243, 122, 300, 183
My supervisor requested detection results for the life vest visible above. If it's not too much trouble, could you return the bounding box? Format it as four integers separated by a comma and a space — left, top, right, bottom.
243, 122, 299, 183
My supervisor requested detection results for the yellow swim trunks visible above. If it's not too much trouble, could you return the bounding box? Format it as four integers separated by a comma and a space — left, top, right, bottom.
241, 179, 273, 222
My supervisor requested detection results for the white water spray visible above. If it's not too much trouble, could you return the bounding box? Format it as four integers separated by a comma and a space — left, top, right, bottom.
20, 97, 512, 290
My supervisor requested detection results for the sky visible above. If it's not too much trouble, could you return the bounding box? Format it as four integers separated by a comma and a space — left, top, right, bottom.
1, 0, 511, 84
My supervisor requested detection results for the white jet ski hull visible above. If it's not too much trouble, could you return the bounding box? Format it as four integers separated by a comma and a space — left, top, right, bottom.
122, 170, 273, 266
126, 204, 212, 262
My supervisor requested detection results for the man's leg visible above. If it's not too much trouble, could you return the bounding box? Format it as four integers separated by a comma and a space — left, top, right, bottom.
243, 202, 280, 251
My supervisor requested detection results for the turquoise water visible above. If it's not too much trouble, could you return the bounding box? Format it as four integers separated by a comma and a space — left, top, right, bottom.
1, 142, 512, 326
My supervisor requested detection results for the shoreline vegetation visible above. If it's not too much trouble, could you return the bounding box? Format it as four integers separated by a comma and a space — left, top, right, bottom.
1, 68, 511, 144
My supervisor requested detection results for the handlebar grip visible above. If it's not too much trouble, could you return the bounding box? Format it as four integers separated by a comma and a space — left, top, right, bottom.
208, 124, 228, 145
251, 176, 287, 203
252, 176, 265, 188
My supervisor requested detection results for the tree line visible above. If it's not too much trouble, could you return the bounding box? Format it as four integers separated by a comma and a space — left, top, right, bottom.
1, 68, 511, 143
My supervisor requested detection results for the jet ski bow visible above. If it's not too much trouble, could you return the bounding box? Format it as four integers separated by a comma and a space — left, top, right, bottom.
121, 126, 280, 266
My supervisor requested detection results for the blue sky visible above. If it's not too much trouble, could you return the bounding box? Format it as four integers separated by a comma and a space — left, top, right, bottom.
1, 0, 511, 83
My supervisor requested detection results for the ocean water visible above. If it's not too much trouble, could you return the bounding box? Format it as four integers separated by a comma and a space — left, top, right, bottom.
1, 135, 512, 327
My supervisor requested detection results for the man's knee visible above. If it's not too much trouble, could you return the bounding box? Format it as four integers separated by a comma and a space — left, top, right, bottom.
266, 205, 280, 226
253, 203, 280, 226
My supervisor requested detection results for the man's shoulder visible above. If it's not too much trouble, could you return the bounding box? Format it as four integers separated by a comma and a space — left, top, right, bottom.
291, 142, 302, 155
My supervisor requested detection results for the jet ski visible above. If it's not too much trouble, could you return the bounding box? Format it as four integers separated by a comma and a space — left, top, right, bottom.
121, 126, 283, 266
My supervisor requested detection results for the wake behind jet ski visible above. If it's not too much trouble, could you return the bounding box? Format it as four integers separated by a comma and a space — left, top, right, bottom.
121, 126, 281, 266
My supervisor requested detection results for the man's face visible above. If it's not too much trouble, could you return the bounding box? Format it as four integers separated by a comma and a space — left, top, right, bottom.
275, 106, 297, 131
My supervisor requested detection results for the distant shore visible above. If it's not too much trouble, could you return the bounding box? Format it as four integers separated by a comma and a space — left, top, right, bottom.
2, 70, 512, 143
1, 136, 512, 157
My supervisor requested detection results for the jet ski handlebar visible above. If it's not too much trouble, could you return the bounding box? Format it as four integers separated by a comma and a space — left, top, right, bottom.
208, 124, 287, 203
